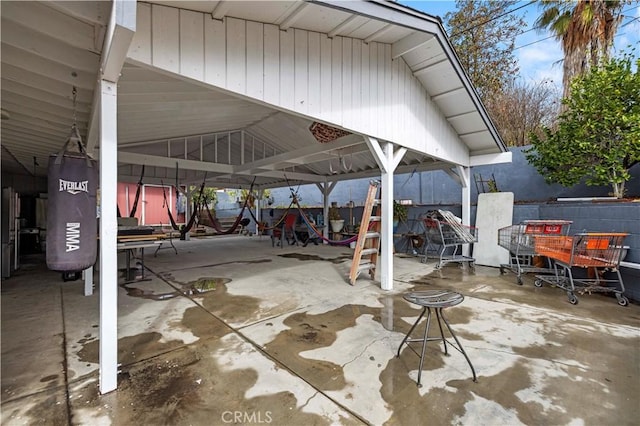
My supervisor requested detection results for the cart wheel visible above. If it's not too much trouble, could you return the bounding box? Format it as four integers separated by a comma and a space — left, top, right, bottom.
420, 257, 427, 264
568, 293, 578, 305
516, 276, 523, 286
434, 263, 441, 270
616, 295, 629, 307
534, 279, 543, 288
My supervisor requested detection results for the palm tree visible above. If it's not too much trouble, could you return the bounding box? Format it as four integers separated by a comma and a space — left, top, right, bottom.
535, 0, 626, 98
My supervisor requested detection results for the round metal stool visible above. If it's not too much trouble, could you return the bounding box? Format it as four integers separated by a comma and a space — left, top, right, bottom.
397, 289, 477, 387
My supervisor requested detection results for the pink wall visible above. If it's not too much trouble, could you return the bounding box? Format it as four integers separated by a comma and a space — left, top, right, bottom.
117, 183, 185, 226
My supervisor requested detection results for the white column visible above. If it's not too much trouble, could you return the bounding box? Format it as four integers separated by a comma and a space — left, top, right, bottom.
380, 144, 394, 290
457, 165, 471, 257
99, 79, 118, 394
365, 136, 406, 291
316, 180, 336, 242
83, 266, 93, 296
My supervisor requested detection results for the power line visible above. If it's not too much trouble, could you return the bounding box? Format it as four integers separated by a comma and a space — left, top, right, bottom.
450, 0, 536, 38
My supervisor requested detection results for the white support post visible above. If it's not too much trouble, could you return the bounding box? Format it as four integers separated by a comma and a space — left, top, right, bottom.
380, 143, 394, 291
316, 180, 337, 241
457, 165, 472, 257
83, 266, 93, 296
99, 79, 118, 394
365, 136, 406, 291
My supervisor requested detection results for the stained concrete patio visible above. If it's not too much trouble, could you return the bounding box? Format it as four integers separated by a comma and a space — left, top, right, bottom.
2, 235, 639, 425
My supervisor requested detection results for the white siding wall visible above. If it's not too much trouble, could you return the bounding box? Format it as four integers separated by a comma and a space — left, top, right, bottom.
128, 4, 467, 164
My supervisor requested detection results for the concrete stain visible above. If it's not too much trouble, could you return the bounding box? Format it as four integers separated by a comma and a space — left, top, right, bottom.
193, 281, 262, 324
19, 393, 69, 425
71, 342, 352, 426
263, 305, 377, 391
161, 259, 272, 273
120, 277, 232, 301
77, 332, 187, 366
278, 252, 353, 264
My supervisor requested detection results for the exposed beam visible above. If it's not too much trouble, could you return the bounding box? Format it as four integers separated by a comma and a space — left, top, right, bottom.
364, 136, 386, 172
364, 23, 393, 43
459, 129, 488, 138
392, 31, 433, 59
277, 2, 309, 30
118, 152, 235, 174
456, 165, 470, 188
328, 15, 360, 38
87, 0, 136, 153
101, 0, 136, 83
239, 169, 322, 182
1, 45, 96, 90
0, 20, 101, 74
233, 134, 364, 174
469, 151, 512, 167
431, 86, 465, 101
47, 1, 112, 26
1, 1, 99, 52
443, 168, 462, 185
413, 57, 447, 77
211, 1, 231, 20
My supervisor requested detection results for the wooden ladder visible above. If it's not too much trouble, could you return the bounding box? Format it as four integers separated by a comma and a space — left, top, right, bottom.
349, 180, 381, 285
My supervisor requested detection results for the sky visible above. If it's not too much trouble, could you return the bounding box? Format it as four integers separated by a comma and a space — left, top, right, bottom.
397, 1, 640, 89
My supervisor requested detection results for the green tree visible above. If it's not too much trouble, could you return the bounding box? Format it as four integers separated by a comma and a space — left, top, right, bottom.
535, 0, 627, 98
485, 79, 559, 146
191, 185, 218, 208
444, 0, 525, 100
444, 1, 539, 146
525, 53, 640, 198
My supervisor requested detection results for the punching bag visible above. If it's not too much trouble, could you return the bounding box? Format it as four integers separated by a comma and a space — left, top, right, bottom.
46, 127, 98, 272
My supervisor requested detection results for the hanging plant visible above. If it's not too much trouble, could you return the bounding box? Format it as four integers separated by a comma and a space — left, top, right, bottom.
393, 201, 408, 222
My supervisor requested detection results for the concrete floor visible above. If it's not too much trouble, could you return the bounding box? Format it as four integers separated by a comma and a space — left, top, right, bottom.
2, 235, 639, 425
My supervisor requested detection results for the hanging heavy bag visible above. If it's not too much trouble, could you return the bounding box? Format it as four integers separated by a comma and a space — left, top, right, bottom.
46, 125, 98, 272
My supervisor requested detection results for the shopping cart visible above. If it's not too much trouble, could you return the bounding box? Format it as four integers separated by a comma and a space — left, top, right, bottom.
421, 216, 477, 269
533, 233, 629, 306
498, 220, 572, 285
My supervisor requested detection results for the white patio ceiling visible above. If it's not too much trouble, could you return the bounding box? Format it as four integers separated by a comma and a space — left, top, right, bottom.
1, 0, 507, 189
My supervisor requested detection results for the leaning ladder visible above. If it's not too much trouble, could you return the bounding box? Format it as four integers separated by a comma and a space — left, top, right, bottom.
349, 180, 381, 285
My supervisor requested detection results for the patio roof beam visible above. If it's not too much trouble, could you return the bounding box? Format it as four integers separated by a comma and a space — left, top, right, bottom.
118, 152, 234, 174
211, 1, 231, 21
364, 23, 393, 43
232, 134, 364, 174
277, 2, 310, 30
392, 32, 433, 59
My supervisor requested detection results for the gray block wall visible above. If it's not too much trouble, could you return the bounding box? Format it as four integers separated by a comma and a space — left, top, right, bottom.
262, 146, 639, 302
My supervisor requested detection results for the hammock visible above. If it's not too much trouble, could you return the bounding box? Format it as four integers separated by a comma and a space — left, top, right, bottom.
161, 183, 181, 231
204, 205, 251, 235
282, 191, 359, 246
245, 200, 295, 232
178, 181, 207, 238
295, 205, 359, 246
128, 165, 145, 218
202, 179, 258, 234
